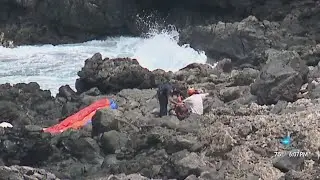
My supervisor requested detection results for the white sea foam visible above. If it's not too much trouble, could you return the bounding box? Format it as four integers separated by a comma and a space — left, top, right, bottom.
0, 27, 207, 95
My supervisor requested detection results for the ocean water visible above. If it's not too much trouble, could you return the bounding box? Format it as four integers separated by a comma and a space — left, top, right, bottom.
0, 28, 207, 95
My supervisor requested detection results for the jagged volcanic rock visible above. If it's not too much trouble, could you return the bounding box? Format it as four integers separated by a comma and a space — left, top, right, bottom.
1, 54, 320, 180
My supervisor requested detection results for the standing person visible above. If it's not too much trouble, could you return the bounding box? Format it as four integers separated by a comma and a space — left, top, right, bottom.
157, 83, 179, 117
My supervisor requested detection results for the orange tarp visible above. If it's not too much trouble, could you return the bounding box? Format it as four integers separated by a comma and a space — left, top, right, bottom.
70, 110, 97, 129
43, 98, 111, 134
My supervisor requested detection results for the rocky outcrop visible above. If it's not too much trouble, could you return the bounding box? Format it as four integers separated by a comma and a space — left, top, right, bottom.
2, 0, 320, 179
76, 53, 156, 94
75, 51, 311, 107
36, 0, 137, 36
0, 82, 63, 127
1, 0, 319, 45
0, 0, 139, 45
180, 16, 282, 66
179, 15, 317, 67
0, 165, 59, 180
251, 49, 309, 105
2, 87, 320, 179
2, 53, 320, 179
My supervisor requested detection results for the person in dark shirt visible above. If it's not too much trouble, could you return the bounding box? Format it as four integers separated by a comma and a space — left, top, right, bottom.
157, 83, 179, 117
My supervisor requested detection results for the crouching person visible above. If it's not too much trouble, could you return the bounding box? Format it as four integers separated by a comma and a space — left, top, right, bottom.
174, 102, 191, 120
173, 88, 209, 120
183, 89, 209, 115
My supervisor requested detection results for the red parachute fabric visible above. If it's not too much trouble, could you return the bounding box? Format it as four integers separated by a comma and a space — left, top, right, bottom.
43, 98, 111, 134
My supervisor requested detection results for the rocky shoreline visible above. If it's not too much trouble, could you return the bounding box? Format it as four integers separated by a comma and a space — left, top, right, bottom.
1, 46, 320, 179
0, 0, 319, 48
1, 0, 320, 179
1, 1, 319, 69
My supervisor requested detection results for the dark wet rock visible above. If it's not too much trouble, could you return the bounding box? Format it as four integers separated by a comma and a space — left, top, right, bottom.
45, 76, 320, 179
308, 84, 320, 100
164, 136, 204, 154
0, 82, 317, 180
57, 85, 78, 101
299, 44, 320, 66
146, 116, 180, 130
230, 68, 259, 86
36, 0, 138, 37
160, 150, 211, 179
173, 63, 215, 84
79, 95, 109, 107
0, 165, 59, 180
233, 93, 257, 106
76, 53, 156, 94
251, 49, 309, 105
180, 13, 316, 68
152, 69, 173, 86
102, 149, 169, 177
61, 102, 80, 118
23, 125, 43, 132
100, 130, 129, 154
307, 62, 320, 81
91, 109, 121, 136
0, 83, 63, 127
203, 95, 224, 114
101, 154, 121, 168
35, 130, 107, 178
58, 134, 103, 165
281, 170, 316, 180
4, 44, 320, 180
213, 58, 233, 74
177, 118, 201, 134
81, 87, 101, 96
0, 0, 138, 45
180, 16, 284, 66
185, 175, 198, 180
117, 88, 157, 114
219, 86, 250, 103
234, 121, 253, 138
1, 0, 319, 47
0, 128, 53, 166
0, 101, 28, 126
306, 66, 320, 99
99, 173, 150, 180
202, 122, 236, 156
0, 1, 271, 45
271, 101, 288, 114
198, 170, 225, 180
